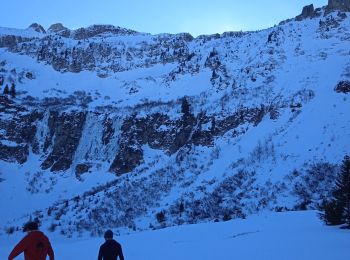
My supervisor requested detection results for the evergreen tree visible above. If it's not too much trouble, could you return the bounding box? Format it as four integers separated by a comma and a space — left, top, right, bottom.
10, 83, 16, 98
211, 116, 216, 133
211, 70, 218, 80
322, 155, 350, 227
336, 155, 350, 227
323, 200, 344, 225
156, 211, 165, 223
3, 84, 9, 95
181, 96, 190, 116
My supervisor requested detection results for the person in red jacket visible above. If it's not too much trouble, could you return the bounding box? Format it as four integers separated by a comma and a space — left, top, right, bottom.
8, 221, 54, 260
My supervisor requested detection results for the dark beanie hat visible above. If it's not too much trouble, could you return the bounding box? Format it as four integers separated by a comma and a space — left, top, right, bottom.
23, 221, 39, 232
104, 229, 113, 239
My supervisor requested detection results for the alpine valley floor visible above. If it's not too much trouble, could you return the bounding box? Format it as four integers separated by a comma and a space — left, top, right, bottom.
1, 211, 349, 260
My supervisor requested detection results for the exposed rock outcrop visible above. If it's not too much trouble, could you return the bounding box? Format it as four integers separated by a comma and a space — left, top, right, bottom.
0, 96, 42, 163
75, 163, 92, 178
0, 35, 31, 49
0, 95, 274, 174
48, 23, 68, 33
6, 28, 192, 74
72, 25, 139, 40
334, 80, 350, 93
41, 111, 87, 172
327, 0, 350, 12
28, 23, 46, 34
0, 143, 28, 164
296, 4, 315, 21
0, 95, 271, 175
109, 104, 271, 175
48, 23, 71, 37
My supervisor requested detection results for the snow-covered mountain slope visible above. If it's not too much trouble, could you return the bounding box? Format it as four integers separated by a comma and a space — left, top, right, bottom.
0, 2, 350, 239
1, 211, 349, 260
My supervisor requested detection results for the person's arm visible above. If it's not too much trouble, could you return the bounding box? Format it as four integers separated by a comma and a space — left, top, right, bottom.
98, 245, 103, 260
8, 236, 28, 260
47, 239, 55, 260
118, 244, 124, 260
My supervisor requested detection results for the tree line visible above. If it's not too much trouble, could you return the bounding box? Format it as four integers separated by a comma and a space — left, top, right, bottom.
321, 155, 350, 228
2, 83, 16, 98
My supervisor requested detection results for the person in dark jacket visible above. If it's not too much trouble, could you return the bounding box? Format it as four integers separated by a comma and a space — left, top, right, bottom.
98, 229, 124, 260
8, 221, 54, 260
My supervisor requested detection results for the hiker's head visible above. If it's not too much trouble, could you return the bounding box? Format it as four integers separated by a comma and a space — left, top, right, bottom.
104, 229, 113, 240
23, 221, 39, 232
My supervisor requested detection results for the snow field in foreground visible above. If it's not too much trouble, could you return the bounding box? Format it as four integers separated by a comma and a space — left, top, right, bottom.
1, 211, 349, 260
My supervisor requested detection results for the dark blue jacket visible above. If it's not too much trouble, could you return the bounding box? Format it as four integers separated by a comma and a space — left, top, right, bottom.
98, 239, 124, 260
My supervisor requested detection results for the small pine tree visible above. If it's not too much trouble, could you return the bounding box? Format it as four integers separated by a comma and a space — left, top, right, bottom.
322, 155, 350, 227
179, 201, 185, 213
223, 214, 232, 221
211, 117, 216, 133
211, 70, 218, 80
181, 97, 190, 116
336, 155, 350, 227
156, 211, 166, 223
323, 200, 343, 225
10, 83, 16, 98
3, 84, 9, 95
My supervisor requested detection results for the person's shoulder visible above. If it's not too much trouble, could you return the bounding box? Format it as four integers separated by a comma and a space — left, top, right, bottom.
35, 230, 47, 237
32, 231, 50, 240
20, 233, 31, 241
101, 240, 110, 248
112, 239, 122, 247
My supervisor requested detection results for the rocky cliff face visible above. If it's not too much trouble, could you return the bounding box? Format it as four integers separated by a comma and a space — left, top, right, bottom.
0, 96, 42, 164
1, 1, 348, 76
296, 4, 316, 21
2, 31, 193, 74
327, 0, 350, 12
28, 23, 46, 34
47, 23, 70, 37
0, 93, 282, 175
40, 111, 87, 172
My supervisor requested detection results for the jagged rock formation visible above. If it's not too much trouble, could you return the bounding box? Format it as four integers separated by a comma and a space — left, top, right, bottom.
334, 80, 350, 93
28, 23, 46, 33
296, 4, 315, 21
291, 0, 350, 23
0, 27, 194, 74
47, 23, 71, 37
0, 93, 280, 174
47, 23, 68, 33
0, 34, 32, 49
327, 0, 350, 11
41, 111, 87, 172
71, 24, 139, 40
0, 96, 42, 163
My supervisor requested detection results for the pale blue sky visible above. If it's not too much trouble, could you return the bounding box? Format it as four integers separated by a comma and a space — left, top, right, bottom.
0, 0, 328, 36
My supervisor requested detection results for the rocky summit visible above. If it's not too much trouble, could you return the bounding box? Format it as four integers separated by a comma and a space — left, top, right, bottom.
327, 0, 350, 11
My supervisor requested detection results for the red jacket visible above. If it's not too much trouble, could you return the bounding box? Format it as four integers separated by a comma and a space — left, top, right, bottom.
8, 231, 54, 260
